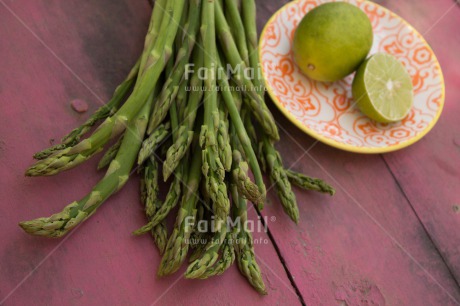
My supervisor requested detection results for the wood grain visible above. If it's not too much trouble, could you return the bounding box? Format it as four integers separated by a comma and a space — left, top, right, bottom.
255, 0, 460, 304
260, 118, 460, 304
1, 0, 459, 305
0, 0, 299, 305
379, 0, 460, 284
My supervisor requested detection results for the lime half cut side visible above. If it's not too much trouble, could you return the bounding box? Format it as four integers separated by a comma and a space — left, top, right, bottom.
352, 53, 413, 123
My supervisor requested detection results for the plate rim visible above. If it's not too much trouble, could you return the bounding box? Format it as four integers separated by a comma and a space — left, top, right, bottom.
259, 0, 445, 154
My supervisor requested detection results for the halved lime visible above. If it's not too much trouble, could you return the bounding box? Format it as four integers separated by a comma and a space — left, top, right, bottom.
352, 53, 413, 123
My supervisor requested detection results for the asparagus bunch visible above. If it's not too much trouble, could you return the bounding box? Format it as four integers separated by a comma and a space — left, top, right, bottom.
20, 0, 335, 294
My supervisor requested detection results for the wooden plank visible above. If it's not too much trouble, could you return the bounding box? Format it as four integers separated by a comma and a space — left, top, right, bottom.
260, 113, 460, 305
254, 0, 460, 304
0, 0, 300, 305
379, 0, 460, 284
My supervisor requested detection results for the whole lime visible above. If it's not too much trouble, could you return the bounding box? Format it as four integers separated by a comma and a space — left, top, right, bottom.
293, 2, 373, 82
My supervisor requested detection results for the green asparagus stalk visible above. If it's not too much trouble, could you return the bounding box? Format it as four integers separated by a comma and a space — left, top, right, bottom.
241, 0, 264, 94
232, 150, 261, 205
185, 3, 232, 278
185, 222, 227, 279
147, 0, 202, 134
183, 48, 205, 129
137, 123, 171, 165
216, 95, 232, 172
33, 59, 140, 160
196, 231, 235, 278
214, 1, 279, 141
161, 78, 190, 181
189, 232, 210, 262
152, 220, 168, 255
132, 172, 182, 235
133, 73, 186, 236
225, 101, 267, 293
32, 0, 159, 160
97, 135, 124, 170
158, 145, 202, 276
225, 0, 249, 65
174, 76, 189, 125
228, 101, 261, 204
163, 127, 193, 180
140, 158, 160, 218
286, 170, 336, 195
175, 0, 189, 51
19, 93, 155, 237
138, 0, 167, 75
163, 47, 204, 180
189, 201, 210, 261
231, 174, 267, 294
200, 0, 230, 223
154, 50, 195, 275
241, 103, 265, 176
216, 56, 265, 208
144, 157, 168, 255
139, 157, 168, 254
25, 0, 185, 176
262, 136, 299, 223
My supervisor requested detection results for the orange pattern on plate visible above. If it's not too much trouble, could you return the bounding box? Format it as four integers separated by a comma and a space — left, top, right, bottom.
260, 0, 444, 153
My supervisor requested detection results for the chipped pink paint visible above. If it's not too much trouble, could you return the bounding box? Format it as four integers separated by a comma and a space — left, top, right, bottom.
70, 99, 89, 113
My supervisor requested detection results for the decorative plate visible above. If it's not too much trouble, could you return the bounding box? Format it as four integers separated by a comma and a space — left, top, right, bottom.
259, 0, 444, 153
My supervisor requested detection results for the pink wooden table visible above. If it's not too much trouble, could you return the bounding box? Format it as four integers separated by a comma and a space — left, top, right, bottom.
1, 0, 459, 305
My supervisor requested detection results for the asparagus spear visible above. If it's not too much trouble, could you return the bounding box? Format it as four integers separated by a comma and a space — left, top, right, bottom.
216, 94, 232, 172
225, 0, 249, 65
140, 157, 167, 254
163, 46, 204, 180
200, 0, 230, 224
33, 58, 140, 160
25, 0, 185, 176
262, 136, 300, 224
137, 123, 171, 165
196, 231, 235, 278
132, 172, 182, 235
161, 78, 191, 181
185, 1, 233, 279
224, 101, 267, 293
133, 67, 187, 236
214, 1, 279, 141
138, 0, 167, 75
174, 78, 189, 129
140, 158, 160, 218
227, 96, 261, 204
158, 143, 202, 276
189, 232, 210, 263
231, 173, 267, 294
147, 0, 202, 134
189, 202, 211, 262
286, 170, 336, 195
133, 104, 184, 237
241, 0, 264, 95
163, 126, 193, 180
232, 150, 260, 205
97, 135, 124, 170
185, 223, 227, 279
152, 220, 168, 255
216, 56, 265, 208
19, 93, 155, 237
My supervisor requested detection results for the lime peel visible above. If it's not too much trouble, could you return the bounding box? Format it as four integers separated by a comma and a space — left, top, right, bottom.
352, 53, 414, 123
